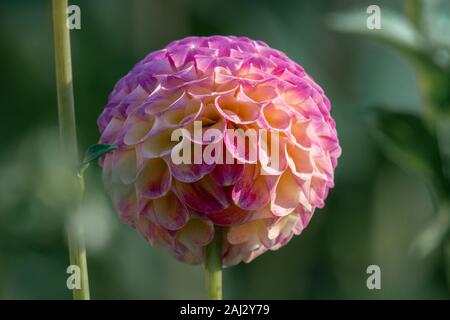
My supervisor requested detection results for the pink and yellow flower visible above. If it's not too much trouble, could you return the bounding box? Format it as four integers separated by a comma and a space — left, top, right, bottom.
98, 36, 341, 266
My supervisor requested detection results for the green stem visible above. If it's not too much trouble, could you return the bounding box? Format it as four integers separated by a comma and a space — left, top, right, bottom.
52, 0, 90, 300
205, 226, 223, 300
404, 0, 423, 32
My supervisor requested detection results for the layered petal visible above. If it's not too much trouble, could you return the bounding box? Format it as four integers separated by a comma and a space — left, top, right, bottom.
152, 192, 189, 230
231, 164, 279, 211
98, 35, 340, 266
135, 158, 171, 199
174, 176, 232, 213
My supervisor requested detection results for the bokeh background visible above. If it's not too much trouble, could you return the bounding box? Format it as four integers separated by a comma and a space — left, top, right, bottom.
1, 0, 449, 299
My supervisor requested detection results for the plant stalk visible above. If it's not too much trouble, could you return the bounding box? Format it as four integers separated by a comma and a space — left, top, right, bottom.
52, 0, 90, 300
205, 226, 223, 300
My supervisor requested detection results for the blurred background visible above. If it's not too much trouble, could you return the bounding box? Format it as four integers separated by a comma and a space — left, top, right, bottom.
0, 0, 449, 299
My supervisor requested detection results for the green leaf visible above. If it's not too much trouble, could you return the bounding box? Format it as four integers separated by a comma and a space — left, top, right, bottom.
328, 8, 450, 111
328, 9, 425, 57
423, 0, 450, 50
404, 0, 423, 31
78, 144, 117, 175
368, 108, 448, 198
410, 202, 450, 259
82, 143, 118, 164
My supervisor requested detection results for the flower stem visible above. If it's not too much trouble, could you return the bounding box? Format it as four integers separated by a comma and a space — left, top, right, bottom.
205, 226, 223, 300
52, 0, 90, 300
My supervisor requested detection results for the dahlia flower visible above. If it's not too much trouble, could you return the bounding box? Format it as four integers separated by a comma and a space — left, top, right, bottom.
98, 35, 341, 267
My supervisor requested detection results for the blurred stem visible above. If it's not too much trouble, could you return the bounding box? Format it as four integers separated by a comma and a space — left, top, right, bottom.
52, 0, 90, 300
52, 0, 77, 158
68, 174, 90, 300
404, 0, 422, 31
205, 226, 222, 300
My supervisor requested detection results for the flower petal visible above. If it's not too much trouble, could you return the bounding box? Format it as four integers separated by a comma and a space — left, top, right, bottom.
159, 94, 203, 127
258, 131, 288, 175
103, 155, 137, 226
111, 149, 137, 184
176, 219, 214, 251
137, 213, 176, 247
227, 220, 262, 245
174, 176, 231, 213
209, 145, 244, 186
224, 123, 259, 164
143, 88, 184, 115
123, 113, 156, 145
209, 162, 244, 186
152, 192, 189, 230
208, 205, 253, 226
135, 158, 171, 199
139, 128, 179, 158
286, 142, 314, 179
271, 169, 301, 216
261, 102, 291, 131
215, 93, 260, 124
165, 139, 217, 183
100, 117, 124, 145
232, 164, 278, 210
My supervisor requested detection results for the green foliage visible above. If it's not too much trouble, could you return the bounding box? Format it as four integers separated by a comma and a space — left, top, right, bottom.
330, 0, 450, 265
368, 108, 448, 198
411, 203, 450, 258
79, 144, 117, 175
328, 9, 424, 57
329, 3, 450, 112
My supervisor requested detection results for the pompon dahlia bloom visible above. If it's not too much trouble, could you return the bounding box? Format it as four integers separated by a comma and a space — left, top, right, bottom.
98, 36, 341, 267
